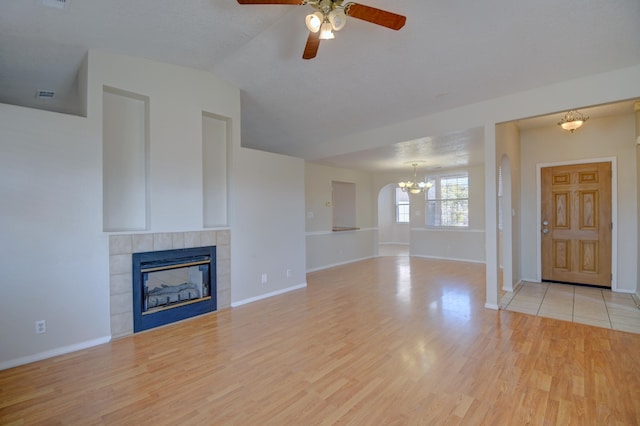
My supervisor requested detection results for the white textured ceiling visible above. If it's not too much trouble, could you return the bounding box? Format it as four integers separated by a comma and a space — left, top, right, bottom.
1, 0, 639, 171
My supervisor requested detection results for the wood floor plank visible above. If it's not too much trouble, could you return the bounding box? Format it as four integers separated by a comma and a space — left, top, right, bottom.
2, 257, 640, 424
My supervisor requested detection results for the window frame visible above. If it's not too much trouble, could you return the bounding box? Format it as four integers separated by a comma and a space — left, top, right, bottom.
425, 172, 470, 228
395, 187, 410, 224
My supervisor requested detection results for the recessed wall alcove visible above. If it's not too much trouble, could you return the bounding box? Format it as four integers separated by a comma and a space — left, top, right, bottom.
102, 86, 149, 232
109, 230, 230, 337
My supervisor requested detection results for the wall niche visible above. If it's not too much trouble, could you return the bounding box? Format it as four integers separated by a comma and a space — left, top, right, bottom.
202, 112, 229, 228
102, 86, 149, 232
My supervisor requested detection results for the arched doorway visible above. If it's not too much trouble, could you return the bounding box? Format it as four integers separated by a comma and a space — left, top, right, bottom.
377, 183, 410, 256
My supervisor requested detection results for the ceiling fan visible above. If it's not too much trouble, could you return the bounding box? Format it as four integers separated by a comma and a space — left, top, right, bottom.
236, 0, 406, 59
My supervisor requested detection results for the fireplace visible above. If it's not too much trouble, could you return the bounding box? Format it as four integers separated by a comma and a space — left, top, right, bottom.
132, 246, 217, 332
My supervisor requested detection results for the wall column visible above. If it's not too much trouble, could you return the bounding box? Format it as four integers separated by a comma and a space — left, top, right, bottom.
485, 124, 500, 309
636, 101, 640, 296
635, 101, 640, 144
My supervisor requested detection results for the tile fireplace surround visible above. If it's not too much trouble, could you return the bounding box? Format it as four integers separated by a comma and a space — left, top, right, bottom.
109, 230, 230, 337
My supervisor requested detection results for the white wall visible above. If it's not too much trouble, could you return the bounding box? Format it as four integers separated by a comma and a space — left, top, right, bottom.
305, 163, 376, 271
0, 50, 307, 369
520, 113, 637, 292
230, 147, 306, 304
0, 104, 108, 366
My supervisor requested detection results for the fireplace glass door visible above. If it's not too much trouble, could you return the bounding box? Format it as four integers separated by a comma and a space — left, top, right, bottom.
142, 260, 210, 313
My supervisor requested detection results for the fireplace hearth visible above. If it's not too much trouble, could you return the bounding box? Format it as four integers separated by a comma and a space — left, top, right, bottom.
132, 246, 217, 332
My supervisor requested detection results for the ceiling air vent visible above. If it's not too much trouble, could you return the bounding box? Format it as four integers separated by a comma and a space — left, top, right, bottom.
41, 0, 68, 10
36, 90, 55, 99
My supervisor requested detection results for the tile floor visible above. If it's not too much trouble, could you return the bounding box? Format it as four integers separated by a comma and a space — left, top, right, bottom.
501, 281, 640, 334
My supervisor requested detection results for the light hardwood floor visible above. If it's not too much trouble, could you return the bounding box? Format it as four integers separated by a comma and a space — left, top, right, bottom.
2, 257, 640, 424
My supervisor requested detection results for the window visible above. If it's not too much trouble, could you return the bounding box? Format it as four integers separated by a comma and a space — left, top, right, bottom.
426, 173, 469, 227
396, 187, 410, 223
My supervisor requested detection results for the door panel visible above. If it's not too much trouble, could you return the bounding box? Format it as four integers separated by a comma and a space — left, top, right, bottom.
541, 162, 612, 287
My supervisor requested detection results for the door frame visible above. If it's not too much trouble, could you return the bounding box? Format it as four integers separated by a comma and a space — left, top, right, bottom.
535, 157, 618, 290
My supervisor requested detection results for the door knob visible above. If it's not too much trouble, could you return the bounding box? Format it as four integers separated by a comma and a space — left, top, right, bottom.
542, 228, 549, 234
542, 220, 549, 226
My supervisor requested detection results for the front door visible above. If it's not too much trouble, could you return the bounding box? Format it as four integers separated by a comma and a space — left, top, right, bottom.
541, 162, 612, 287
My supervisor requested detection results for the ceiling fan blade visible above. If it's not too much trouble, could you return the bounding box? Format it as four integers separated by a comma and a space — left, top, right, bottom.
302, 31, 320, 60
345, 3, 406, 30
236, 0, 304, 4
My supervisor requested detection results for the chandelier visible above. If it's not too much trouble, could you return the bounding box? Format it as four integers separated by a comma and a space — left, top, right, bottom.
398, 163, 432, 194
558, 110, 589, 133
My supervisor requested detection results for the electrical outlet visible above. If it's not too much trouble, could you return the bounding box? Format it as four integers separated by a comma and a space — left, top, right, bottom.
286, 269, 292, 278
261, 273, 268, 284
35, 320, 46, 334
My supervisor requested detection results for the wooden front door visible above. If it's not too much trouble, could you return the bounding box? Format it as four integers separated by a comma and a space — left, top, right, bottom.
541, 162, 612, 287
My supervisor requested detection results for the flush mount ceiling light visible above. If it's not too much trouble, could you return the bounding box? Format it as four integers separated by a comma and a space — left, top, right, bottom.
398, 163, 432, 194
558, 110, 589, 133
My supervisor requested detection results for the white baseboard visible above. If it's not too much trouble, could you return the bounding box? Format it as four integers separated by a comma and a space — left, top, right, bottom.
0, 336, 111, 371
484, 303, 499, 310
231, 283, 307, 308
306, 256, 375, 273
611, 288, 636, 294
502, 279, 525, 293
412, 254, 486, 264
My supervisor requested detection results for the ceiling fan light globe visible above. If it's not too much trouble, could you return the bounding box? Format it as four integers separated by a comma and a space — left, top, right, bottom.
328, 9, 347, 31
319, 21, 335, 39
305, 12, 323, 33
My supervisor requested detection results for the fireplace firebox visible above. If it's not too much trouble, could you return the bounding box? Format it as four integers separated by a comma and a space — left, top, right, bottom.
132, 246, 216, 332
